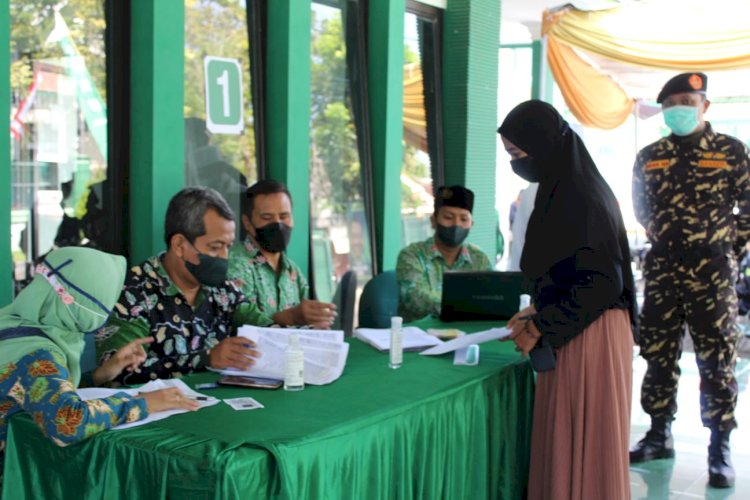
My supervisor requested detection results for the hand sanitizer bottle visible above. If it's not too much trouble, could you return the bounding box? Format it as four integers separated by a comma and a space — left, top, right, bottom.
519, 294, 531, 311
284, 332, 304, 391
389, 316, 403, 369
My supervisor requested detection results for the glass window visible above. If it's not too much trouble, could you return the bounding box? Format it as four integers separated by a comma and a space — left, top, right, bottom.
401, 5, 443, 247
184, 0, 259, 235
10, 2, 112, 293
309, 0, 373, 302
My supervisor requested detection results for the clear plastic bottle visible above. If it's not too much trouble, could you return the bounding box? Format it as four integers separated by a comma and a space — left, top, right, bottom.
389, 316, 403, 369
284, 332, 305, 391
519, 294, 531, 311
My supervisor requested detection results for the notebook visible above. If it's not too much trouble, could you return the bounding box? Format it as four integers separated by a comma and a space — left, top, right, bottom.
440, 271, 532, 322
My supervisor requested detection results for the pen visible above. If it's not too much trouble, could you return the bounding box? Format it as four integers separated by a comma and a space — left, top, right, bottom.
518, 315, 535, 320
187, 396, 211, 401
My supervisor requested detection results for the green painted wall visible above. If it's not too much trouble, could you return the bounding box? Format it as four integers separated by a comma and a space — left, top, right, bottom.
266, 0, 312, 277
443, 0, 500, 259
368, 0, 405, 273
0, 1, 11, 306
129, 0, 185, 263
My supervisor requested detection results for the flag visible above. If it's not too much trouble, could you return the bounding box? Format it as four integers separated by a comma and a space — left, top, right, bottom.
10, 72, 42, 142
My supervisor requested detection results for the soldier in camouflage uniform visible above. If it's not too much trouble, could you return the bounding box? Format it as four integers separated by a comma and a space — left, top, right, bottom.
630, 72, 750, 489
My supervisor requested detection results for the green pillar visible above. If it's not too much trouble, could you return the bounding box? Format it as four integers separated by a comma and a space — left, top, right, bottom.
265, 0, 311, 276
368, 0, 405, 273
129, 0, 185, 263
0, 1, 11, 305
532, 39, 554, 103
443, 0, 500, 258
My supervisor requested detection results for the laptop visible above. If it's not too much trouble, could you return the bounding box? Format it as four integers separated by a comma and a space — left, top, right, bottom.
440, 271, 533, 322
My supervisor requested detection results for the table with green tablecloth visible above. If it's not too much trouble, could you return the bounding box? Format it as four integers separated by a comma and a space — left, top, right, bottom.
2, 320, 534, 500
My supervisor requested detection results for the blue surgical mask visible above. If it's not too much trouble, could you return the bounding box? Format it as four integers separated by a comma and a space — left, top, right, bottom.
663, 105, 700, 136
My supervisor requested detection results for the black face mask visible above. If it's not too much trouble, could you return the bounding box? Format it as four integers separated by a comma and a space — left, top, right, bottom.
254, 222, 292, 253
435, 224, 469, 248
511, 156, 543, 182
184, 251, 229, 287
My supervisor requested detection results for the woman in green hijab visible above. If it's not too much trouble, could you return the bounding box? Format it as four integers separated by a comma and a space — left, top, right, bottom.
0, 247, 198, 482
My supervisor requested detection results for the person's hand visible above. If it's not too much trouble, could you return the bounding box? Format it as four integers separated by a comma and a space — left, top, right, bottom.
505, 305, 541, 357
208, 337, 260, 370
92, 337, 154, 386
137, 387, 200, 413
292, 300, 337, 328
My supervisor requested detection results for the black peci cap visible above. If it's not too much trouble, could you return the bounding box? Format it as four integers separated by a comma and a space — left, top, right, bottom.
434, 185, 474, 213
657, 72, 707, 104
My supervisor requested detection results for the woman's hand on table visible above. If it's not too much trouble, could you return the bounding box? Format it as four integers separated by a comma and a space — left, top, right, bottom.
505, 305, 541, 357
92, 336, 154, 386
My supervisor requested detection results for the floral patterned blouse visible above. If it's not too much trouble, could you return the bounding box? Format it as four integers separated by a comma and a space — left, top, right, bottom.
0, 349, 147, 481
228, 237, 309, 320
96, 254, 272, 385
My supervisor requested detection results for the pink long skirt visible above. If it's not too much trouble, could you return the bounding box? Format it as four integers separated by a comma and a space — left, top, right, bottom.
527, 309, 633, 500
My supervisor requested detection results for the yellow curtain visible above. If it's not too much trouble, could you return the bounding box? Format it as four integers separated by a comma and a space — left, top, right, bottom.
543, 0, 750, 129
546, 34, 633, 129
403, 62, 427, 152
545, 0, 750, 71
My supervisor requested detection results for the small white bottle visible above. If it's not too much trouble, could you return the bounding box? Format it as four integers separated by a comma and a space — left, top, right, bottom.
284, 332, 305, 391
519, 294, 531, 311
389, 316, 403, 369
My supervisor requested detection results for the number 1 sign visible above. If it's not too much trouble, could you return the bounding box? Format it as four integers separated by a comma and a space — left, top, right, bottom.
204, 56, 243, 135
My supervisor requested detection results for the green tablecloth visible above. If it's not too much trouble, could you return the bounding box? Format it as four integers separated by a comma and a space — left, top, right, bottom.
3, 326, 534, 500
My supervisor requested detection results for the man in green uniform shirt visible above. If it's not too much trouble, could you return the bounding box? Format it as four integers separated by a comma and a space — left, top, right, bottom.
96, 187, 271, 385
396, 185, 491, 322
630, 72, 750, 489
228, 180, 337, 328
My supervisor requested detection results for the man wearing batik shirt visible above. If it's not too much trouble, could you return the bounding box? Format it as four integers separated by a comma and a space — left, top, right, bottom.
96, 187, 272, 385
228, 180, 337, 329
396, 185, 491, 322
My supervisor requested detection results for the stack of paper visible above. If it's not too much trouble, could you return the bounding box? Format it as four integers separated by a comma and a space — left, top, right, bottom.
354, 326, 443, 352
77, 378, 219, 430
216, 326, 350, 385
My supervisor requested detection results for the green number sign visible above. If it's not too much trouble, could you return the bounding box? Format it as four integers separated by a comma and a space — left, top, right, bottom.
204, 56, 243, 135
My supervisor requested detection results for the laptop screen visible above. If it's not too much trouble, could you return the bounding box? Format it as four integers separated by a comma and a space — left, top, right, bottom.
440, 271, 532, 322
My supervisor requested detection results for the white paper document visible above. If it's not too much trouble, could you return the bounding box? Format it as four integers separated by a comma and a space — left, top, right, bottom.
77, 378, 219, 430
354, 326, 442, 351
214, 326, 349, 385
419, 327, 511, 356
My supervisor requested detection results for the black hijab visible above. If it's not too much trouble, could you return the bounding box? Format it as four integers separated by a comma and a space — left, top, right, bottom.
498, 100, 638, 332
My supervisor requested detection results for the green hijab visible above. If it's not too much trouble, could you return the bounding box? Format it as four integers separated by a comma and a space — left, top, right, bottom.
0, 247, 126, 386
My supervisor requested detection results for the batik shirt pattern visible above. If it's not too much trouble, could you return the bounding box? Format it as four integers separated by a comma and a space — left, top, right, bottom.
396, 236, 491, 322
96, 254, 271, 385
0, 349, 146, 480
228, 238, 309, 322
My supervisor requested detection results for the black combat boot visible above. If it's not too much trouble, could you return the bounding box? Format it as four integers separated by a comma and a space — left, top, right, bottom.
708, 428, 734, 488
629, 418, 675, 463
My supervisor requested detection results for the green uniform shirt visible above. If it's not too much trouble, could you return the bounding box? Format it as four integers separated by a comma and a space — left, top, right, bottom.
96, 254, 271, 385
396, 236, 491, 322
632, 122, 750, 252
228, 237, 309, 321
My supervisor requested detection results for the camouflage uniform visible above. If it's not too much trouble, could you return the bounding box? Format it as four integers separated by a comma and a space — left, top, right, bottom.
632, 122, 750, 430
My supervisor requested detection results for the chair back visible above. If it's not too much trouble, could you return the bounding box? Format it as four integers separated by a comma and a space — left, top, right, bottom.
332, 270, 357, 336
358, 270, 398, 329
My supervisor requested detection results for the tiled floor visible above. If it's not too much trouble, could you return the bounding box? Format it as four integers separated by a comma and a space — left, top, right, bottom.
629, 349, 750, 499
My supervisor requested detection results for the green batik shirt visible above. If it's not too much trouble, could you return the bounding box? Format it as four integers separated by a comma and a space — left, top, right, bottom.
396, 236, 492, 322
228, 237, 309, 321
96, 254, 272, 385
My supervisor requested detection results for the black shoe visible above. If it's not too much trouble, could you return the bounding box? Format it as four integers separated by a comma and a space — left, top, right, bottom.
708, 429, 735, 489
630, 421, 675, 464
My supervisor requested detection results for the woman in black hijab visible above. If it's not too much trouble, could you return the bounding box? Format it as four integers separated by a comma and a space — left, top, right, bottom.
498, 100, 637, 500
